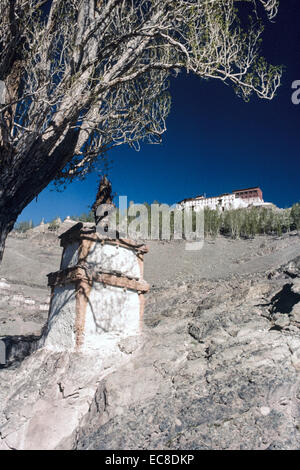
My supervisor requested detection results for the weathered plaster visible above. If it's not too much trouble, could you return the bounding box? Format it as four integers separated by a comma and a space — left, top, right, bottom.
83, 284, 141, 351
43, 285, 76, 351
86, 242, 141, 279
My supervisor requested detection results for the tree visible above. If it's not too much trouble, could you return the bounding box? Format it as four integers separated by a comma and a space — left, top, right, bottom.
14, 220, 34, 233
291, 203, 300, 230
48, 217, 61, 231
73, 211, 95, 223
0, 0, 282, 261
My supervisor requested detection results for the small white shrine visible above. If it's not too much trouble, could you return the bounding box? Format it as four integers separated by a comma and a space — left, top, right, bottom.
42, 223, 149, 353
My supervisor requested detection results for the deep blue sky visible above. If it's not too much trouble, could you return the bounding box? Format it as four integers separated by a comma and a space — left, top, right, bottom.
19, 1, 300, 225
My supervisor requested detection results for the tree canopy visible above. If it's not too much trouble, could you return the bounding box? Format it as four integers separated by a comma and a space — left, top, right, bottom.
0, 0, 281, 259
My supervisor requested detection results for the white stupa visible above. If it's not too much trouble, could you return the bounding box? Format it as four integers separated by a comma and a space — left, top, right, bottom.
42, 223, 149, 353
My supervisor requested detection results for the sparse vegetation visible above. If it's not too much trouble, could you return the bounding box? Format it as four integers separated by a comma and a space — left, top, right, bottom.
291, 203, 300, 230
132, 204, 298, 240
14, 203, 300, 240
48, 218, 61, 232
14, 220, 34, 233
72, 212, 94, 223
122, 204, 299, 239
203, 206, 297, 239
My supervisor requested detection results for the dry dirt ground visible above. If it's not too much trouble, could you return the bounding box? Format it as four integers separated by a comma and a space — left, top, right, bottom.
0, 227, 300, 449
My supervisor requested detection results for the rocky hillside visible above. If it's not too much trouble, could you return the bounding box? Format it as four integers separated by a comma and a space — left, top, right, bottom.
0, 230, 300, 449
75, 256, 300, 450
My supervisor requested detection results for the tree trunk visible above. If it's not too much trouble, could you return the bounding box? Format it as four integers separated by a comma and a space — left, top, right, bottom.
0, 125, 80, 264
0, 214, 17, 263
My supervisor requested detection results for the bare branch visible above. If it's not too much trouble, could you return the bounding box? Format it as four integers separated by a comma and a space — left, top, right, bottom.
0, 0, 281, 199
